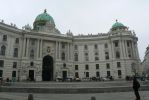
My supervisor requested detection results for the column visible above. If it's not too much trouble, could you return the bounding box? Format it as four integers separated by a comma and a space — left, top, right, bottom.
59, 42, 61, 59
26, 38, 29, 57
36, 39, 39, 59
56, 41, 58, 59
40, 40, 43, 58
23, 38, 26, 57
67, 42, 69, 61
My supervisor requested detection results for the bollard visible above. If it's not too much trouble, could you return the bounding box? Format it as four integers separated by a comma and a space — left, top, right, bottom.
28, 94, 34, 100
91, 96, 96, 100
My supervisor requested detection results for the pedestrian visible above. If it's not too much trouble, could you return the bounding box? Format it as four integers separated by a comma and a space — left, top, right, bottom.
133, 76, 140, 100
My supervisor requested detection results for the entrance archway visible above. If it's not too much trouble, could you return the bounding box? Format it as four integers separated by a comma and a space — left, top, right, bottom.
42, 55, 53, 81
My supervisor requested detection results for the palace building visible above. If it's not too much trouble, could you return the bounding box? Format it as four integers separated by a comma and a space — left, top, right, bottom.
0, 10, 140, 81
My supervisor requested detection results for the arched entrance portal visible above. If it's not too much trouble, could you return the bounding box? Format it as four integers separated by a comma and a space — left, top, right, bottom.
42, 55, 53, 81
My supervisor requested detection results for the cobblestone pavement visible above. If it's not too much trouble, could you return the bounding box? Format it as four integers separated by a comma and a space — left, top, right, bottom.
0, 91, 149, 100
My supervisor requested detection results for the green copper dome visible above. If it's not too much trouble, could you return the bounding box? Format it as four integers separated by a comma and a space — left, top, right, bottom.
112, 22, 124, 28
111, 20, 127, 31
33, 10, 55, 30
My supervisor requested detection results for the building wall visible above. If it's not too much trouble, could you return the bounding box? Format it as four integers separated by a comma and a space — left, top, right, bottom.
0, 22, 140, 81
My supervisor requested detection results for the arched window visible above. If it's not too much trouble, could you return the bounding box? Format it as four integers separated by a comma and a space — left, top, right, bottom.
13, 48, 18, 57
74, 53, 78, 61
1, 45, 6, 56
61, 52, 65, 60
30, 49, 34, 59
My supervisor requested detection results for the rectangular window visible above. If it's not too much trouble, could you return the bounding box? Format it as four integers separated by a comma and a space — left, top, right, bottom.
114, 41, 119, 47
74, 45, 78, 50
96, 71, 100, 77
0, 70, 3, 77
107, 71, 110, 77
117, 62, 121, 68
84, 45, 88, 50
127, 41, 130, 47
62, 43, 65, 49
118, 70, 122, 77
105, 43, 108, 48
12, 71, 16, 77
75, 65, 78, 70
13, 62, 17, 68
3, 35, 7, 41
94, 44, 98, 49
75, 72, 79, 78
105, 52, 109, 60
106, 63, 110, 69
0, 60, 4, 67
86, 72, 89, 77
15, 38, 19, 44
96, 64, 99, 69
85, 64, 89, 70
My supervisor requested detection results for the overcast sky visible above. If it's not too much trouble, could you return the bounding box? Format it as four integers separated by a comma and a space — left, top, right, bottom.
0, 0, 148, 61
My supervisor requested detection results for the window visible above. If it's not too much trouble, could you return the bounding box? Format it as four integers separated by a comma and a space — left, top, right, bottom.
75, 65, 78, 70
61, 52, 65, 60
30, 49, 34, 59
94, 44, 98, 49
85, 64, 89, 70
15, 38, 19, 44
84, 45, 88, 50
116, 51, 120, 59
74, 53, 78, 61
86, 72, 89, 77
85, 53, 89, 61
75, 72, 79, 78
114, 41, 119, 47
96, 64, 99, 69
118, 70, 122, 77
63, 63, 66, 68
105, 52, 109, 60
1, 45, 6, 56
127, 41, 130, 47
0, 60, 4, 67
3, 35, 7, 41
95, 52, 99, 61
107, 71, 111, 77
96, 71, 100, 77
128, 50, 131, 57
30, 62, 34, 66
12, 71, 16, 77
95, 52, 98, 56
105, 43, 108, 48
31, 40, 35, 45
13, 62, 17, 68
95, 57, 99, 61
13, 48, 18, 57
0, 70, 3, 77
106, 63, 110, 69
117, 62, 121, 68
74, 45, 78, 50
62, 43, 65, 49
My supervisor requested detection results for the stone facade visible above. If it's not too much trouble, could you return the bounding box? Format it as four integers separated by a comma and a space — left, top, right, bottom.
0, 11, 140, 81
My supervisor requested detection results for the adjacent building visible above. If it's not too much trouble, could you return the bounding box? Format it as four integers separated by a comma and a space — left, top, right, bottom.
0, 10, 140, 81
142, 45, 149, 77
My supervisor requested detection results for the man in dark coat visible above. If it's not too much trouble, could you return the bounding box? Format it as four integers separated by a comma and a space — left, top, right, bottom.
133, 76, 140, 100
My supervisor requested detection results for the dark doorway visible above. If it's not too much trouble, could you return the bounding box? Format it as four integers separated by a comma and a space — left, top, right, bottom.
62, 71, 67, 81
29, 70, 34, 81
42, 55, 53, 81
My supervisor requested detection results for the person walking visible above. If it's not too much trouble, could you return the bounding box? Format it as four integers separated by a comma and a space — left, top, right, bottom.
133, 76, 141, 100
